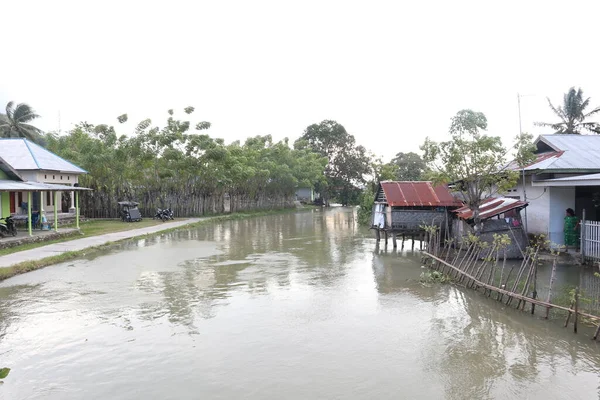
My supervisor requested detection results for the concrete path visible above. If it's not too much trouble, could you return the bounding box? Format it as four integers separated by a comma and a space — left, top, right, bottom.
0, 218, 205, 268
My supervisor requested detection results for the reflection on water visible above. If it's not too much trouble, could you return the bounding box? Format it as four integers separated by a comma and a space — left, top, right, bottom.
1, 208, 600, 400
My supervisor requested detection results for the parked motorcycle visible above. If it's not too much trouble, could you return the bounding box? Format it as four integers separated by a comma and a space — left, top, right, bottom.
0, 216, 17, 237
153, 208, 174, 222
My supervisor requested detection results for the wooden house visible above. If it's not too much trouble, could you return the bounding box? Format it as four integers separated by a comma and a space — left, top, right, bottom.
371, 181, 463, 245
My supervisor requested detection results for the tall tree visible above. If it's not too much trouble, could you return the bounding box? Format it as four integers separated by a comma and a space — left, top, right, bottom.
390, 152, 427, 181
0, 101, 45, 143
421, 109, 534, 230
295, 120, 371, 206
535, 87, 600, 134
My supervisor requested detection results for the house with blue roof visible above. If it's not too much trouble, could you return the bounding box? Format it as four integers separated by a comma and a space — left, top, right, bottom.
508, 134, 600, 246
0, 138, 87, 216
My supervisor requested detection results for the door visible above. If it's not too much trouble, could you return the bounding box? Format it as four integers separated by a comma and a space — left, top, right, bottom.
9, 192, 15, 213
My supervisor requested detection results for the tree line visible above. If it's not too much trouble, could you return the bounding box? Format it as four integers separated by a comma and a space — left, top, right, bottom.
1, 86, 598, 220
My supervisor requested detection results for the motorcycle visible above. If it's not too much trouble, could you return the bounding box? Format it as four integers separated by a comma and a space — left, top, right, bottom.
153, 208, 174, 222
0, 216, 17, 237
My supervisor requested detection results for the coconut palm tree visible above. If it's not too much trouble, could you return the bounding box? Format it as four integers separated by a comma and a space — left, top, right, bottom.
536, 87, 600, 134
0, 101, 45, 143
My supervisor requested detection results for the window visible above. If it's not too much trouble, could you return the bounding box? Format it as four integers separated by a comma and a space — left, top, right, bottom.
45, 175, 47, 179
60, 176, 63, 180
47, 192, 52, 206
53, 175, 55, 179
68, 176, 70, 180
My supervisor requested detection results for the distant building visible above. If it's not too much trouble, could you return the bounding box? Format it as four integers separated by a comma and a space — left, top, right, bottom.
295, 187, 315, 203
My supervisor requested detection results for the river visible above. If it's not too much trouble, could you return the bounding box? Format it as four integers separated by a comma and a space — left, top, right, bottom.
1, 208, 600, 399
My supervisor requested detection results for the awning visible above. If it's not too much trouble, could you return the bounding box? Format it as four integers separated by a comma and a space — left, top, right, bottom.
0, 180, 92, 192
532, 173, 600, 187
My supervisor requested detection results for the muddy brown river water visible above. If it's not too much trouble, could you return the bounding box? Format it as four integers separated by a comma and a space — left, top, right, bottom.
1, 208, 600, 399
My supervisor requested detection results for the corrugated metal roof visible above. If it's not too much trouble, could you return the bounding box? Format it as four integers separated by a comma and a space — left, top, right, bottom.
519, 135, 600, 171
0, 180, 92, 192
379, 181, 462, 207
454, 197, 528, 221
0, 138, 87, 174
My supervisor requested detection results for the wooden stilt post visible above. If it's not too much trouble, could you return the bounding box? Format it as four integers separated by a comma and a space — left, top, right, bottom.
384, 231, 388, 247
401, 234, 405, 249
392, 233, 397, 248
411, 235, 415, 250
376, 229, 381, 242
419, 234, 423, 250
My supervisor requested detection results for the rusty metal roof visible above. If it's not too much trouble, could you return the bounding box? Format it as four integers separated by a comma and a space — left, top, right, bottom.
379, 181, 462, 207
454, 197, 528, 221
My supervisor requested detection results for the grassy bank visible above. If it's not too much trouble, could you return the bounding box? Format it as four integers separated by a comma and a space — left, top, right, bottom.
0, 206, 312, 282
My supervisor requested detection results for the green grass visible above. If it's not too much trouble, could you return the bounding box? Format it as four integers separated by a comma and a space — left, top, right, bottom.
0, 206, 311, 281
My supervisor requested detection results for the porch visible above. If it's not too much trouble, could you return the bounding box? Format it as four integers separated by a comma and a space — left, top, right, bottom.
0, 180, 91, 237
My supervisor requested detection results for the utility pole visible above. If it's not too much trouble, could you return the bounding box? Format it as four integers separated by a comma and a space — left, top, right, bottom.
518, 93, 528, 235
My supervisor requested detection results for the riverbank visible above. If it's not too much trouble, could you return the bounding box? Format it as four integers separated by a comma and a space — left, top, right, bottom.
0, 207, 310, 281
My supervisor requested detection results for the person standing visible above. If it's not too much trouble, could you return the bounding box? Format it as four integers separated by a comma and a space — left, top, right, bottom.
564, 208, 580, 250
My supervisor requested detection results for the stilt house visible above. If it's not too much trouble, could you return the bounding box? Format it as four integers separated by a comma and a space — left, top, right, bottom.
372, 181, 463, 239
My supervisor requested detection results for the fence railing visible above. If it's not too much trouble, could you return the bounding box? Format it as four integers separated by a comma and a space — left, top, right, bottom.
581, 210, 600, 263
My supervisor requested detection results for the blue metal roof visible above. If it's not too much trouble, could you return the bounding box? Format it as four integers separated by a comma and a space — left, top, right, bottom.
0, 138, 87, 174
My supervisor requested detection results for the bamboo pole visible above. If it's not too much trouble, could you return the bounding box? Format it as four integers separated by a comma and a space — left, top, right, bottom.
593, 324, 600, 341
530, 258, 538, 315
422, 251, 600, 321
574, 287, 580, 334
545, 255, 558, 319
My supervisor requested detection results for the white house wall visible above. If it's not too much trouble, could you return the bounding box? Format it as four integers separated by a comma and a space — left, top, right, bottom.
514, 175, 550, 236
548, 187, 575, 246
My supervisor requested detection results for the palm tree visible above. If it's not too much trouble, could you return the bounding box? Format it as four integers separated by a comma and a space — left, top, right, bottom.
536, 87, 600, 134
0, 101, 45, 143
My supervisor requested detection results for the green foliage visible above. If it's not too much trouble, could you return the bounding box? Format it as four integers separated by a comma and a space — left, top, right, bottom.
45, 108, 328, 216
0, 101, 45, 144
390, 152, 427, 181
536, 87, 600, 134
295, 120, 372, 206
0, 368, 10, 379
421, 109, 535, 227
420, 270, 451, 284
357, 187, 375, 225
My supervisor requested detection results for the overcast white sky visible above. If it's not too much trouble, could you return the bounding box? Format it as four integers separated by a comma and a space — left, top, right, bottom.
1, 0, 599, 161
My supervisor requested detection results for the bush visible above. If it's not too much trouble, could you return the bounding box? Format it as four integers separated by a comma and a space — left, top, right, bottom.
357, 188, 374, 226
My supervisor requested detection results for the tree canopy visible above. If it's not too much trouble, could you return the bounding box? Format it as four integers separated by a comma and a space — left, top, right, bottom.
295, 120, 371, 206
0, 101, 45, 144
46, 108, 328, 217
536, 87, 600, 134
389, 152, 427, 181
421, 109, 534, 229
